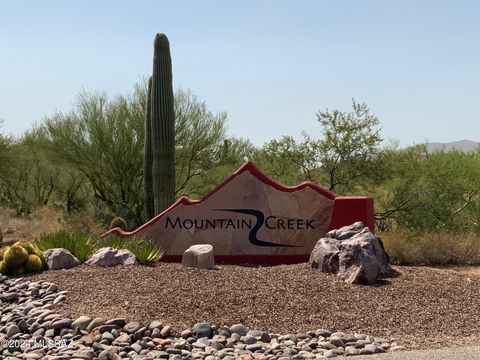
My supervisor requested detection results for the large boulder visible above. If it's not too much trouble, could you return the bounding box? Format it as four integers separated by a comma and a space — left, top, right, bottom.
326, 221, 365, 240
86, 247, 137, 267
44, 248, 81, 270
309, 238, 339, 273
182, 244, 216, 269
337, 227, 390, 284
310, 222, 390, 284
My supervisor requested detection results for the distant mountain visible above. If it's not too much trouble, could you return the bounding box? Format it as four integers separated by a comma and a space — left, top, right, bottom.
426, 140, 480, 153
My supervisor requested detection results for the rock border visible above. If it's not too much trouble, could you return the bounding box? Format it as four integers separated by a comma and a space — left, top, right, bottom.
0, 274, 405, 359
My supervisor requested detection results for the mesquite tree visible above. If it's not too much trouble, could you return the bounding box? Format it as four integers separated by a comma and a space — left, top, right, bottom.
148, 33, 176, 215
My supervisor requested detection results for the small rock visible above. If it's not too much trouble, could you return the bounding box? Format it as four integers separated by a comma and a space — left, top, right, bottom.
149, 320, 163, 330
51, 318, 73, 330
86, 317, 105, 332
161, 325, 172, 337
7, 324, 20, 337
102, 332, 115, 342
329, 336, 345, 348
72, 316, 92, 331
105, 318, 127, 327
323, 349, 337, 358
230, 324, 248, 336
193, 323, 213, 338
246, 343, 263, 352
124, 321, 141, 334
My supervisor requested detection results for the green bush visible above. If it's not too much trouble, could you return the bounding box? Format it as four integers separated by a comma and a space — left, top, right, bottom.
95, 235, 163, 265
35, 230, 94, 262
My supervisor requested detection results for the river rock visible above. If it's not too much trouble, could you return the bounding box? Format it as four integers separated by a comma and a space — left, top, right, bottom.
193, 323, 213, 338
230, 323, 248, 336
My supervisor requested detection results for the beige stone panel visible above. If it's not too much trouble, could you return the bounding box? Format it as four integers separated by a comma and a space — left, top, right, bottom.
131, 170, 337, 257
167, 229, 195, 255
263, 183, 301, 219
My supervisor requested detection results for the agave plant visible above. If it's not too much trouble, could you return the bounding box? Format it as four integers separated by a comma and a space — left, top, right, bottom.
35, 231, 95, 262
129, 237, 164, 265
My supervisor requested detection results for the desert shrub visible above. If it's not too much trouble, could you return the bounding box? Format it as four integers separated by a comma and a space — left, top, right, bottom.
381, 228, 480, 266
35, 230, 94, 262
95, 235, 163, 265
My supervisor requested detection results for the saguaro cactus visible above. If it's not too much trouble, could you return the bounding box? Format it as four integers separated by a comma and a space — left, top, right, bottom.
144, 77, 155, 220
150, 33, 176, 214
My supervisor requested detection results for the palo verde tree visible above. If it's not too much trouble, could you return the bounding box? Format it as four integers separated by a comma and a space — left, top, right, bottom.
40, 86, 147, 226
316, 99, 383, 193
38, 81, 240, 227
256, 100, 383, 194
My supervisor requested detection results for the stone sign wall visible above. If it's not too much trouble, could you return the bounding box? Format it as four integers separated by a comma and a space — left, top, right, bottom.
102, 161, 374, 264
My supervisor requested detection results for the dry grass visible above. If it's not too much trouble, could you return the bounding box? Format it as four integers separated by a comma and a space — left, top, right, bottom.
0, 206, 64, 242
0, 206, 104, 244
381, 228, 480, 266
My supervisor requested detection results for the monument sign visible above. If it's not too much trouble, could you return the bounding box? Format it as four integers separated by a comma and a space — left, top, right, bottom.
103, 162, 374, 264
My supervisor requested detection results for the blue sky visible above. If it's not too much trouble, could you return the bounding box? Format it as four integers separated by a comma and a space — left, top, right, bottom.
0, 0, 479, 146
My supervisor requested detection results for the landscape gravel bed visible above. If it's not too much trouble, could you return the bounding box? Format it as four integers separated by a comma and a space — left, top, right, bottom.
1, 274, 403, 359
26, 262, 480, 350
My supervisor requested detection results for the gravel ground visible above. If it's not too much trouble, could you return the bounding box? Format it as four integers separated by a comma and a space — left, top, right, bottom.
353, 346, 480, 360
27, 263, 480, 350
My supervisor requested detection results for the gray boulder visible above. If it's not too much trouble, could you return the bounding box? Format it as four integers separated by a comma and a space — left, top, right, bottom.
182, 244, 216, 269
86, 247, 137, 267
310, 223, 389, 284
326, 221, 365, 240
309, 238, 339, 273
44, 248, 81, 270
337, 227, 389, 284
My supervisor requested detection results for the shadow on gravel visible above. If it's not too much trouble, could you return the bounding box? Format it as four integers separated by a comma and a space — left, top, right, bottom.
384, 267, 402, 278
356, 267, 402, 287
